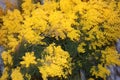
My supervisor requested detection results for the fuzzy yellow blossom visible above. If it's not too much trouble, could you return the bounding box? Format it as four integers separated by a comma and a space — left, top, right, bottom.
0, 29, 7, 47
20, 28, 43, 44
76, 0, 120, 47
7, 35, 20, 51
45, 10, 79, 40
0, 0, 81, 51
75, 0, 120, 79
67, 30, 80, 41
1, 50, 13, 65
22, 0, 36, 15
77, 42, 86, 53
91, 64, 110, 80
0, 67, 9, 80
0, 0, 47, 48
60, 0, 73, 13
38, 43, 72, 80
0, 9, 23, 48
20, 52, 37, 67
101, 46, 120, 66
11, 67, 24, 80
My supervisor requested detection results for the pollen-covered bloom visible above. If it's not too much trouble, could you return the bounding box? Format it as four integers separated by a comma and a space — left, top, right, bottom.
20, 52, 37, 67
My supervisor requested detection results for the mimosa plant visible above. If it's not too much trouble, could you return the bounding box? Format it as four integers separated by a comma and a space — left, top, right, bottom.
0, 0, 120, 80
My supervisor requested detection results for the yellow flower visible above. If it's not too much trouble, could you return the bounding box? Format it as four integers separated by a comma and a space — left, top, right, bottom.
60, 0, 73, 12
1, 50, 13, 65
20, 52, 37, 67
67, 29, 80, 41
91, 64, 110, 79
101, 46, 120, 66
77, 42, 86, 53
11, 67, 24, 80
0, 67, 9, 80
38, 43, 72, 80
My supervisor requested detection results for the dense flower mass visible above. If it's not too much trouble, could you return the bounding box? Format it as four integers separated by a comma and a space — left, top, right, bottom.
39, 43, 72, 80
0, 0, 120, 80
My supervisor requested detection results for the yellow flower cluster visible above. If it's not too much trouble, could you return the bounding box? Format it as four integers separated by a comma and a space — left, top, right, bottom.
11, 67, 24, 80
20, 52, 37, 67
0, 9, 22, 51
39, 43, 72, 80
101, 46, 120, 66
77, 0, 120, 50
0, 0, 81, 52
91, 64, 110, 80
0, 0, 120, 80
1, 50, 13, 65
0, 67, 9, 80
77, 42, 86, 53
